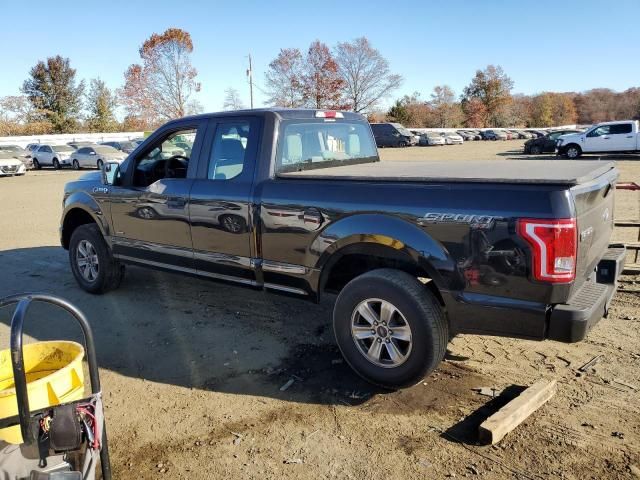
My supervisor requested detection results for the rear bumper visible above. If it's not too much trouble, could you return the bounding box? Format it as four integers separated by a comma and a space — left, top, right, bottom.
547, 247, 626, 342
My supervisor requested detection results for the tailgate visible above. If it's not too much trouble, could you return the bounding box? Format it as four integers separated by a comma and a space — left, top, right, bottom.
571, 167, 618, 292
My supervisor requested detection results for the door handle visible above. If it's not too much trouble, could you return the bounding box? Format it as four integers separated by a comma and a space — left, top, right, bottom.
626, 135, 634, 138
602, 136, 609, 139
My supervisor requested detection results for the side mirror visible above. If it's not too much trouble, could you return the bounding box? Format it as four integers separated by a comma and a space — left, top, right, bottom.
90, 151, 97, 155
102, 162, 120, 186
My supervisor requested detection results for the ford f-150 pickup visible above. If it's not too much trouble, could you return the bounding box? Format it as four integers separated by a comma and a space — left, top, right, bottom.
557, 120, 640, 159
60, 109, 625, 388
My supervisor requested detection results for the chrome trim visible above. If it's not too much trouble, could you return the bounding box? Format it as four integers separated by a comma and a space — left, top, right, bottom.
262, 260, 308, 275
198, 270, 257, 286
112, 237, 194, 258
115, 254, 196, 274
194, 250, 253, 268
116, 254, 305, 292
263, 283, 308, 295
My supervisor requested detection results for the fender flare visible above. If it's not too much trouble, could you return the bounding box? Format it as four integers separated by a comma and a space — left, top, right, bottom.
61, 191, 110, 248
312, 214, 457, 293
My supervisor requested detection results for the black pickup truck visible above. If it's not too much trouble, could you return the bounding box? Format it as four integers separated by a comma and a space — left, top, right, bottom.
60, 109, 625, 388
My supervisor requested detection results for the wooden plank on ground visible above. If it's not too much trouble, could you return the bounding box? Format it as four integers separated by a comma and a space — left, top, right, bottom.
478, 379, 557, 445
614, 220, 640, 228
623, 264, 640, 274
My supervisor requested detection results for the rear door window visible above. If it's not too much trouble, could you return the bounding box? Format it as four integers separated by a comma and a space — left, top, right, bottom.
207, 122, 251, 181
609, 123, 632, 135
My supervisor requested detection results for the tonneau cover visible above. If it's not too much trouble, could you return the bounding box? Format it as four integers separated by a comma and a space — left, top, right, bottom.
279, 160, 617, 185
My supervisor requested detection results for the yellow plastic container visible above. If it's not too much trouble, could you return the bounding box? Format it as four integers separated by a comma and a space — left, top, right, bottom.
0, 341, 85, 444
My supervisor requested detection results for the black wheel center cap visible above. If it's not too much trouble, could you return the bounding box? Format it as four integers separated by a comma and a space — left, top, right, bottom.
376, 326, 388, 337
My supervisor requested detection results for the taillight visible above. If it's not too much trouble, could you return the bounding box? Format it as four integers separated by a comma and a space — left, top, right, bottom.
517, 218, 577, 283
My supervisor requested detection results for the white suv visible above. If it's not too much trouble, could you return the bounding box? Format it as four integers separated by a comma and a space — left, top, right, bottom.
31, 144, 75, 169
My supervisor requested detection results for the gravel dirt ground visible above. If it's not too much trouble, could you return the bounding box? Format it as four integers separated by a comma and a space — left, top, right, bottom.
0, 140, 638, 479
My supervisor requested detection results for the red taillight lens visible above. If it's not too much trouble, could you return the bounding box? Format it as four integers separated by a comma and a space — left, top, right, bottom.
517, 218, 577, 283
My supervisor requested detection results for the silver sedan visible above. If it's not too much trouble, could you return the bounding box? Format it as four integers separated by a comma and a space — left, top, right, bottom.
70, 145, 126, 170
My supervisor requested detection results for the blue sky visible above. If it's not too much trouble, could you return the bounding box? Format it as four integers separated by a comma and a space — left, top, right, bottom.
1, 0, 638, 114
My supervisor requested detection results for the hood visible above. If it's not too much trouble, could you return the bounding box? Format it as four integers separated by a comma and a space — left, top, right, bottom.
79, 171, 103, 181
0, 158, 22, 167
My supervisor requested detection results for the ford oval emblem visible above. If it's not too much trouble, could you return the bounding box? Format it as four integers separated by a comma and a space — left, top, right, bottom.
602, 208, 610, 222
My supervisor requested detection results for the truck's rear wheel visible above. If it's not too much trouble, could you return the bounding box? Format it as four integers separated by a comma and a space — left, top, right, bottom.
333, 269, 448, 389
69, 224, 124, 294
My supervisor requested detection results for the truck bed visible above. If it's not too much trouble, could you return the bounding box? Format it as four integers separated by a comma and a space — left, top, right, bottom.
279, 160, 616, 185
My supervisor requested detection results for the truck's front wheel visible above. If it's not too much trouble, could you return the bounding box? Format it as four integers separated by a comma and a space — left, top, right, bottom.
564, 144, 582, 159
333, 269, 448, 389
69, 224, 125, 294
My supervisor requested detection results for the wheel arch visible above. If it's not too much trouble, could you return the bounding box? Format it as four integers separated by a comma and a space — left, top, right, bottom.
314, 214, 456, 303
61, 194, 109, 249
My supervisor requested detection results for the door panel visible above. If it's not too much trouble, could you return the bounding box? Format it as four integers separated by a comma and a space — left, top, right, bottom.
189, 117, 261, 281
109, 121, 206, 269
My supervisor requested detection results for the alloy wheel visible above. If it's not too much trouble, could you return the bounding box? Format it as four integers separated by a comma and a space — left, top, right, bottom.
350, 298, 412, 368
76, 239, 99, 282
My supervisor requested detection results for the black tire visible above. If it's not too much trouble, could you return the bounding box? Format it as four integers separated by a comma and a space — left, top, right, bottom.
69, 224, 125, 294
530, 145, 542, 155
72, 159, 80, 170
32, 159, 40, 170
565, 144, 582, 159
52, 158, 60, 170
333, 269, 448, 389
97, 159, 104, 170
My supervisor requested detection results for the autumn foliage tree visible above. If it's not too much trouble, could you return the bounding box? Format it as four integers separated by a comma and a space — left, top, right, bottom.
302, 40, 345, 109
264, 48, 306, 108
121, 28, 201, 128
462, 65, 514, 127
22, 55, 84, 133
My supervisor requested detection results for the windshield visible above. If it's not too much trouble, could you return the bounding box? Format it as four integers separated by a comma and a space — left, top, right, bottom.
53, 145, 74, 152
94, 146, 119, 154
391, 124, 412, 136
277, 120, 378, 173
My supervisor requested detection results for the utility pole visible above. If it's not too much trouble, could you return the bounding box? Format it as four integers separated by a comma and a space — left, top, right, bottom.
247, 54, 254, 109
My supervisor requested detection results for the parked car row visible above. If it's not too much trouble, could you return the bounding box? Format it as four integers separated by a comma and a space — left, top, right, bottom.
16, 138, 142, 170
373, 122, 571, 148
0, 136, 149, 174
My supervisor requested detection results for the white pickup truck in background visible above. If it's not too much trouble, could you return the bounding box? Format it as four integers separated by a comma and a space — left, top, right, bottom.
557, 120, 640, 158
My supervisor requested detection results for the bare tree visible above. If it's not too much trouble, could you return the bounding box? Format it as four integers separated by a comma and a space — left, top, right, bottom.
429, 85, 463, 127
121, 28, 201, 126
223, 87, 245, 111
335, 37, 402, 113
0, 95, 36, 124
264, 48, 305, 107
